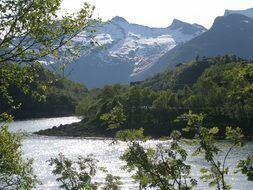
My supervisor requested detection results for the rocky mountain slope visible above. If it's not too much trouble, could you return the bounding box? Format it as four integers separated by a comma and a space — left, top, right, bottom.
66, 17, 206, 88
225, 7, 253, 18
136, 11, 253, 80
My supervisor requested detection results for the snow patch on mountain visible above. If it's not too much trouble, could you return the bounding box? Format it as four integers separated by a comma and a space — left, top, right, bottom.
73, 17, 206, 78
67, 16, 207, 87
94, 34, 113, 45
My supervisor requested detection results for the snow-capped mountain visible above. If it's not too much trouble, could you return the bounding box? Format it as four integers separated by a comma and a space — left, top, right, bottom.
224, 7, 253, 18
68, 16, 206, 88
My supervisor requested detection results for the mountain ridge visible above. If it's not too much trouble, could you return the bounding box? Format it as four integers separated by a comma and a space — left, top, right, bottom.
66, 16, 206, 88
133, 12, 253, 81
224, 7, 253, 18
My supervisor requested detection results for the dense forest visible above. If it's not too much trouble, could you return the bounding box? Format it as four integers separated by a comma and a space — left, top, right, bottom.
38, 55, 253, 138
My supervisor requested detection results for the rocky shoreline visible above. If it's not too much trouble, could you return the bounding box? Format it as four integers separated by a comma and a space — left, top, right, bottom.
35, 119, 115, 137
34, 117, 253, 140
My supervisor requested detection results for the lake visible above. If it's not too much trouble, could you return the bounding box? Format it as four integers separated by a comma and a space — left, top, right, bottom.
8, 117, 253, 190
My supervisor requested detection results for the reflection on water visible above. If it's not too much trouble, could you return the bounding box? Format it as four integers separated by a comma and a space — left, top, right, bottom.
9, 116, 82, 133
8, 117, 253, 190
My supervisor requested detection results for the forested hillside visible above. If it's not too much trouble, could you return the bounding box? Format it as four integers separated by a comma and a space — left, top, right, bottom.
140, 55, 244, 90
0, 64, 87, 119
38, 56, 253, 138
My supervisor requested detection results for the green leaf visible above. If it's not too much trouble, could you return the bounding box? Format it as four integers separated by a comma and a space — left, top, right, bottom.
209, 127, 219, 135
200, 167, 208, 173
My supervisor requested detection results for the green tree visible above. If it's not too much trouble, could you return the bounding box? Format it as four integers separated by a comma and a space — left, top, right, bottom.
102, 174, 122, 190
236, 154, 253, 181
100, 104, 126, 130
180, 111, 244, 190
123, 86, 156, 129
120, 130, 197, 190
0, 0, 94, 64
49, 153, 122, 190
49, 153, 99, 190
0, 0, 95, 115
0, 0, 95, 189
152, 90, 182, 127
0, 125, 39, 190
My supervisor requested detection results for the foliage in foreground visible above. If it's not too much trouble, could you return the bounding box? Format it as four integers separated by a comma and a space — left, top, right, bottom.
49, 153, 122, 190
0, 0, 95, 189
179, 112, 244, 190
0, 0, 95, 119
0, 0, 94, 65
0, 126, 38, 190
121, 131, 197, 190
236, 154, 253, 181
107, 110, 251, 190
47, 111, 253, 190
49, 153, 99, 190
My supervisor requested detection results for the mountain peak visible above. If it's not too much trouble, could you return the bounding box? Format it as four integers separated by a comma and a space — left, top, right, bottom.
170, 19, 187, 29
224, 7, 253, 18
213, 13, 253, 29
169, 19, 206, 35
111, 16, 128, 23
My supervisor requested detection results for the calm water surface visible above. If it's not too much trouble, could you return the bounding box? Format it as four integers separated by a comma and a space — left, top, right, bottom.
8, 117, 253, 190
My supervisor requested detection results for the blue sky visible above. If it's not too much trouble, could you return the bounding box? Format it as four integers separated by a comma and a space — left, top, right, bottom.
62, 0, 253, 28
